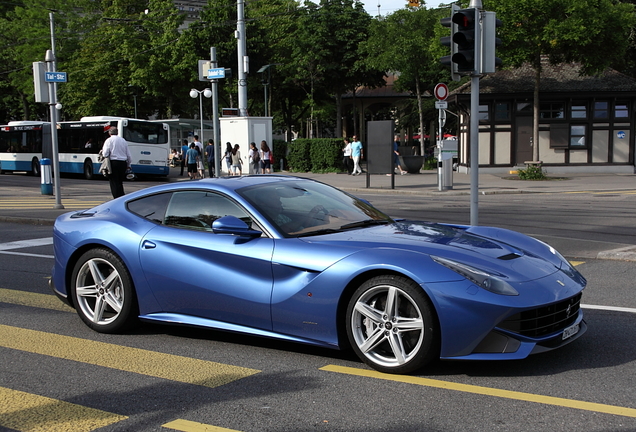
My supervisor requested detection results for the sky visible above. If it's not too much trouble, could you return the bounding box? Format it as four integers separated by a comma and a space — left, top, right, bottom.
361, 0, 446, 17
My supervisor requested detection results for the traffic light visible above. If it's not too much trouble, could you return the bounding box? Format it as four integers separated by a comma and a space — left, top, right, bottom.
451, 8, 477, 74
481, 11, 502, 74
440, 4, 460, 81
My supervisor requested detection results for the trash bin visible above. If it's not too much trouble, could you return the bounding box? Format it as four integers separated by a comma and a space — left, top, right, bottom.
40, 158, 53, 195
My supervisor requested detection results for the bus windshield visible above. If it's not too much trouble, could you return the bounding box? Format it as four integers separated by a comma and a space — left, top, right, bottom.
124, 120, 168, 145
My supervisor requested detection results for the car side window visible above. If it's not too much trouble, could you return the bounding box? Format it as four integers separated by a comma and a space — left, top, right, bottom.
127, 192, 172, 224
163, 191, 253, 232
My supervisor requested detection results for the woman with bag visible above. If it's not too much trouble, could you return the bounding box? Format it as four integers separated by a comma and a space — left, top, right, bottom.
260, 140, 271, 174
249, 142, 261, 174
230, 144, 242, 176
223, 142, 232, 175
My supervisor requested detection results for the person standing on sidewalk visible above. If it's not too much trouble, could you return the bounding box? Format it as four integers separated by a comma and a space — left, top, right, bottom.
351, 135, 363, 176
342, 138, 352, 174
249, 142, 261, 174
180, 139, 189, 176
192, 135, 204, 155
186, 143, 199, 180
102, 127, 132, 198
206, 139, 215, 178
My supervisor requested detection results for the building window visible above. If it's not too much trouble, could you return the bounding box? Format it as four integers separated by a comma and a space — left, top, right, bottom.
516, 102, 532, 113
615, 101, 629, 118
593, 101, 609, 119
570, 102, 587, 119
570, 125, 586, 147
478, 105, 489, 122
540, 102, 564, 119
494, 103, 510, 121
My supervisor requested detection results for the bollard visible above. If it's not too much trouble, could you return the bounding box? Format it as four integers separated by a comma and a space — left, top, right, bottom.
40, 158, 53, 195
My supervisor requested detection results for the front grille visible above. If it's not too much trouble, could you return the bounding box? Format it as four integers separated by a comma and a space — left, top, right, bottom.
499, 293, 582, 338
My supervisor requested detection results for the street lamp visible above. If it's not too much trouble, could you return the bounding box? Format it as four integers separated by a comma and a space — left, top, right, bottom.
189, 88, 212, 143
128, 84, 138, 118
257, 64, 280, 117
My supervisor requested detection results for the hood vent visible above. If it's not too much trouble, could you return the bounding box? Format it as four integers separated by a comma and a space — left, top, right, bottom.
498, 252, 523, 261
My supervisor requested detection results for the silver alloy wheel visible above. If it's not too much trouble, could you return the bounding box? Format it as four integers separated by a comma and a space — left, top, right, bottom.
75, 257, 125, 326
350, 284, 425, 369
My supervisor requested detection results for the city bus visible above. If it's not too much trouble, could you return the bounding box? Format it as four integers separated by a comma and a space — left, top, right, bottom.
0, 116, 171, 179
0, 121, 51, 176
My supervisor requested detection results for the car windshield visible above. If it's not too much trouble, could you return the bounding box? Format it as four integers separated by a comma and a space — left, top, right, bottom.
239, 180, 393, 237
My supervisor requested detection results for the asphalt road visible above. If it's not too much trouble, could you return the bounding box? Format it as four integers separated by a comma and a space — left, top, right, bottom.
0, 175, 635, 431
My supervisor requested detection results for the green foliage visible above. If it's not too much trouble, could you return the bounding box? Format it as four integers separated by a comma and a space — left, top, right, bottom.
287, 138, 343, 172
287, 139, 312, 172
271, 139, 287, 172
517, 164, 547, 180
489, 0, 636, 75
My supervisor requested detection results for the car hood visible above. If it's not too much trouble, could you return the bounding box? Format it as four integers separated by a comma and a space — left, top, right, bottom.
300, 220, 573, 283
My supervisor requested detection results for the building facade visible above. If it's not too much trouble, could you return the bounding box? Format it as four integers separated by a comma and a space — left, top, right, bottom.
448, 59, 636, 173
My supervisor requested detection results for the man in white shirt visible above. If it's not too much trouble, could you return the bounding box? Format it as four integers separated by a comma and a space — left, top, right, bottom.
102, 127, 132, 198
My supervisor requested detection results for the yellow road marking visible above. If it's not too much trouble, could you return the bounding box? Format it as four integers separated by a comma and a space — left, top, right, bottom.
0, 198, 104, 209
163, 419, 241, 432
570, 261, 584, 266
0, 386, 127, 432
320, 365, 636, 418
0, 288, 74, 313
0, 325, 260, 388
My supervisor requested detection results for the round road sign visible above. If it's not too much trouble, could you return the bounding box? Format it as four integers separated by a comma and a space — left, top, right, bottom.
434, 83, 449, 101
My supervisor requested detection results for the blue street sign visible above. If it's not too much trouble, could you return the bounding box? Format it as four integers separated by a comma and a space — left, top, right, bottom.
208, 68, 225, 79
45, 72, 67, 83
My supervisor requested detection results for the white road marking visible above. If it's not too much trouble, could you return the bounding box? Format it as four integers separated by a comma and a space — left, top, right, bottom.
582, 304, 636, 314
0, 237, 53, 251
0, 237, 54, 258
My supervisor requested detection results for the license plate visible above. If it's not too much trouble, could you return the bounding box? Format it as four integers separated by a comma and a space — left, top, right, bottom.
562, 323, 580, 340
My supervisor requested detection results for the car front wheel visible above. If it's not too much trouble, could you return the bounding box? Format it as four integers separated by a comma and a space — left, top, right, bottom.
346, 275, 439, 374
71, 248, 138, 333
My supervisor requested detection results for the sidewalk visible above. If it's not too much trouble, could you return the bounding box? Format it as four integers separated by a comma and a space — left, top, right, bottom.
287, 170, 636, 196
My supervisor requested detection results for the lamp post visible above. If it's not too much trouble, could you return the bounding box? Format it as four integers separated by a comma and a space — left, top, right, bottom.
189, 88, 212, 143
257, 64, 280, 117
128, 85, 138, 118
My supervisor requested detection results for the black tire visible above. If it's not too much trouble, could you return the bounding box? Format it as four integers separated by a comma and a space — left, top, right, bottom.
31, 158, 40, 177
70, 248, 138, 333
84, 160, 94, 180
346, 275, 439, 374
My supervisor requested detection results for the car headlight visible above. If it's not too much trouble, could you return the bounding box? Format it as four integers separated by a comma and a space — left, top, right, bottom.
431, 256, 519, 296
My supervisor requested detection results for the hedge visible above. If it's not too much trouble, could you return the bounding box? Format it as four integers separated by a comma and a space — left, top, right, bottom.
286, 138, 344, 172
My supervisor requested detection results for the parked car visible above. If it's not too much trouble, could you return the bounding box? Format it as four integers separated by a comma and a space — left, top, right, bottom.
51, 175, 586, 374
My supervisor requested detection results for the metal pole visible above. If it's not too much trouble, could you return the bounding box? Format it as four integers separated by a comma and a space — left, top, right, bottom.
47, 13, 63, 209
469, 4, 482, 226
438, 107, 444, 191
199, 93, 204, 147
264, 83, 269, 117
211, 47, 221, 177
236, 0, 248, 116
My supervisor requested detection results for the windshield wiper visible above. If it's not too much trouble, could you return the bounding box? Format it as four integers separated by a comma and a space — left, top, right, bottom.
296, 228, 343, 237
340, 219, 392, 230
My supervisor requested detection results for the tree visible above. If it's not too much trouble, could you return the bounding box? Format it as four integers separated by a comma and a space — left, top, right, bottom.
62, 0, 191, 119
490, 0, 636, 161
0, 0, 79, 122
360, 7, 447, 154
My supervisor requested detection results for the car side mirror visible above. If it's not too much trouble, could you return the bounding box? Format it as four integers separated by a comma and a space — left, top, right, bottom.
212, 215, 262, 238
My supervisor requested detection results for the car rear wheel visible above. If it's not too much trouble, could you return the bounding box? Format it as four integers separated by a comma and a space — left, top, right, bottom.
346, 275, 439, 374
71, 248, 138, 333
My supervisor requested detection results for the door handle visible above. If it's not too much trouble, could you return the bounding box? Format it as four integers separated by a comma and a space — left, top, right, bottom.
142, 240, 156, 249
